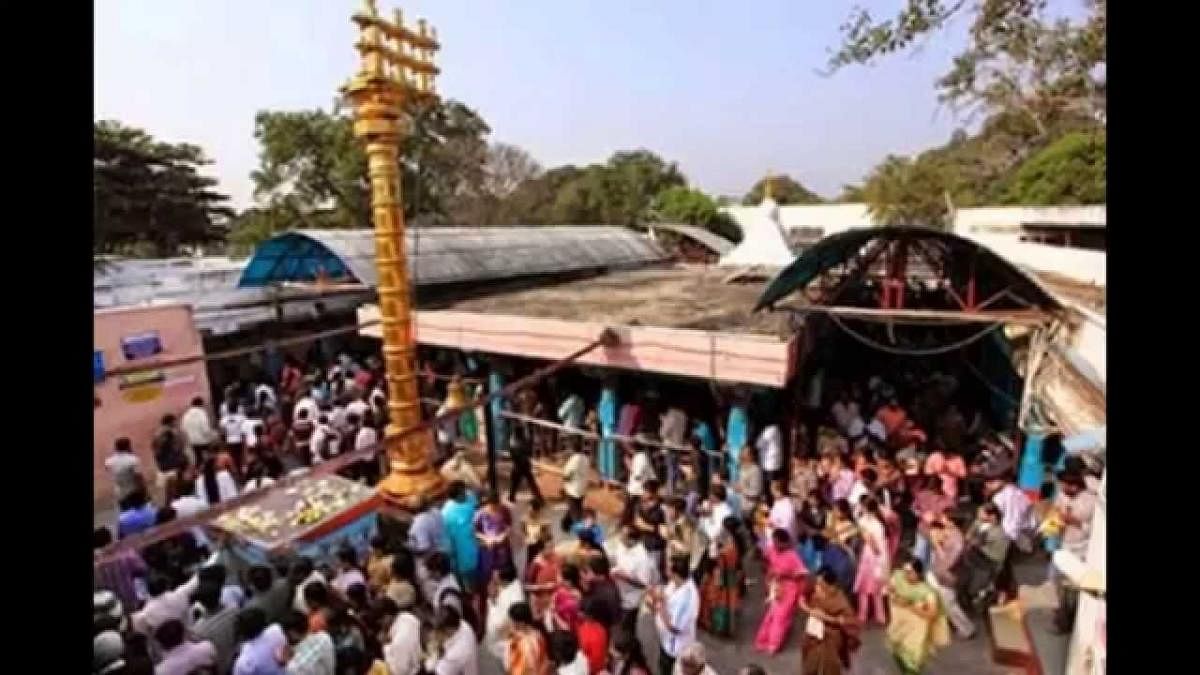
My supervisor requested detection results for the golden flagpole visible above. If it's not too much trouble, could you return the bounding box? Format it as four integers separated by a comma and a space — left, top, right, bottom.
343, 0, 444, 508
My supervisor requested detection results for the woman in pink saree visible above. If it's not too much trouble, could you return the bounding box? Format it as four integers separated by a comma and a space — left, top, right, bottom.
754, 528, 809, 654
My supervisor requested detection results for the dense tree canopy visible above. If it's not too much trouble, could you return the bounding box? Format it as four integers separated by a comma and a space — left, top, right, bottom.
830, 1, 1106, 223
1003, 130, 1105, 204
742, 174, 823, 206
249, 108, 368, 231
861, 155, 952, 227
94, 121, 233, 257
232, 95, 703, 245
237, 98, 492, 246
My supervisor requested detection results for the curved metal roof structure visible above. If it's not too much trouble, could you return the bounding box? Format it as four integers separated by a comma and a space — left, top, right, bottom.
238, 226, 667, 288
649, 223, 735, 256
754, 226, 1063, 313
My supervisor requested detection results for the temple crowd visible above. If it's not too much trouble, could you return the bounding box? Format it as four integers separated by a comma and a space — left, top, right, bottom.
95, 347, 1102, 675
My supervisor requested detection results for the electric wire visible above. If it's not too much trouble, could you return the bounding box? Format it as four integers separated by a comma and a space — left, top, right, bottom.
825, 311, 1002, 357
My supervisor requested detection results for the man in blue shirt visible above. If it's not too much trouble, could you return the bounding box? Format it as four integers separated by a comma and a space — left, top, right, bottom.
117, 489, 158, 539
408, 494, 449, 557
232, 608, 287, 675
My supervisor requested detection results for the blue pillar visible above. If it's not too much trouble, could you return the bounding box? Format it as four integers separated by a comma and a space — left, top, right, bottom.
598, 386, 618, 482
1018, 430, 1045, 495
725, 404, 748, 483
488, 370, 507, 451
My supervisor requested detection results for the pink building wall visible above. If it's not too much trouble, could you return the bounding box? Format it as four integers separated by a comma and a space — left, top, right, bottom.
359, 307, 798, 388
94, 304, 211, 509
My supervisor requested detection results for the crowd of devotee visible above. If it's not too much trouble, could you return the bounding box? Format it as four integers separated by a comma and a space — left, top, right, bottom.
95, 346, 1102, 674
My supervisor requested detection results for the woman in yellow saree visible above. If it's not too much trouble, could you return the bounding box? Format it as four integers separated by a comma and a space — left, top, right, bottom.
885, 559, 951, 674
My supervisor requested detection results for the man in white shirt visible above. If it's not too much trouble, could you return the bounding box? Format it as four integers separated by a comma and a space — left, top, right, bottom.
254, 382, 277, 411
219, 406, 247, 468
1051, 472, 1098, 634
240, 412, 263, 451
627, 445, 656, 500
560, 440, 592, 531
346, 394, 371, 422
608, 524, 655, 636
170, 477, 212, 548
310, 415, 339, 464
153, 619, 217, 675
652, 559, 700, 675
766, 480, 798, 540
293, 394, 320, 426
698, 484, 733, 543
370, 388, 387, 416
755, 424, 784, 487
329, 399, 350, 436
384, 584, 422, 675
847, 467, 874, 512
353, 413, 378, 452
288, 559, 329, 615
424, 606, 478, 675
181, 397, 217, 459
484, 562, 526, 659
105, 437, 143, 502
131, 551, 220, 637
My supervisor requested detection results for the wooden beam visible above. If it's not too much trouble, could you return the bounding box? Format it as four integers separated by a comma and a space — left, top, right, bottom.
783, 304, 1051, 326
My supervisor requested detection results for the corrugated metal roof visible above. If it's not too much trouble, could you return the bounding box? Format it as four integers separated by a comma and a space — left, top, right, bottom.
94, 257, 371, 336
238, 226, 667, 288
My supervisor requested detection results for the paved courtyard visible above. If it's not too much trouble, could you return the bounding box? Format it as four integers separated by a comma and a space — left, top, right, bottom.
478, 497, 1068, 675
96, 467, 1069, 675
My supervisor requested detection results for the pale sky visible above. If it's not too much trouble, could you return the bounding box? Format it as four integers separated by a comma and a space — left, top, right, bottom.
95, 0, 974, 209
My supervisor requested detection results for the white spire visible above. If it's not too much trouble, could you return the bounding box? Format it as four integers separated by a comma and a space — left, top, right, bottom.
719, 174, 794, 268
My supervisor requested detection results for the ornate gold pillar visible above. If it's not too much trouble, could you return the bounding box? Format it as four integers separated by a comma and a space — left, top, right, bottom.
345, 1, 444, 507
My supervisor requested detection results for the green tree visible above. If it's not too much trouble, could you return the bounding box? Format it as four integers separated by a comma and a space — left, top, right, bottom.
518, 150, 685, 226
648, 186, 741, 242
598, 150, 687, 225
1003, 130, 1105, 204
651, 186, 719, 224
860, 154, 951, 228
404, 99, 492, 224
829, 1, 1105, 140
741, 174, 823, 205
248, 109, 367, 234
238, 98, 493, 246
93, 120, 233, 257
491, 165, 585, 225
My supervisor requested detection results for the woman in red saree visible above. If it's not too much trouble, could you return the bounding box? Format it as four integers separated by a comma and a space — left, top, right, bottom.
699, 516, 744, 637
754, 528, 808, 654
799, 566, 862, 675
524, 531, 559, 623
547, 563, 584, 632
